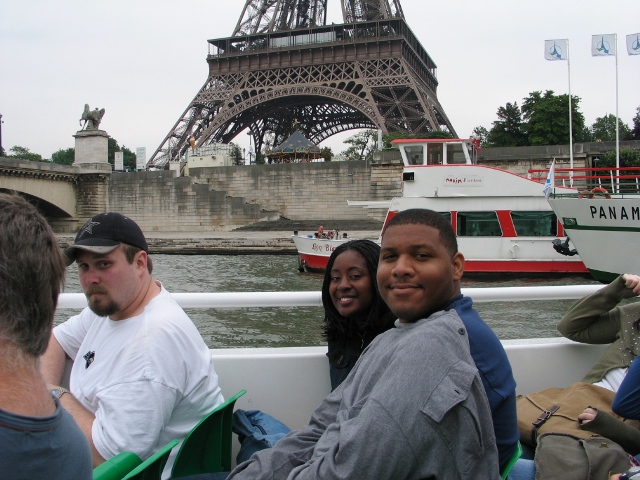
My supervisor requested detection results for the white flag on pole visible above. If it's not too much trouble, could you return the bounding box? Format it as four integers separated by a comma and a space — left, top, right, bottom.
627, 33, 640, 55
592, 34, 616, 56
543, 160, 556, 198
545, 40, 568, 60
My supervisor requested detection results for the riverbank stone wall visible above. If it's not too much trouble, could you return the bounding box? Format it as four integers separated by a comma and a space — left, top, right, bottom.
190, 161, 373, 222
108, 170, 280, 232
107, 161, 392, 232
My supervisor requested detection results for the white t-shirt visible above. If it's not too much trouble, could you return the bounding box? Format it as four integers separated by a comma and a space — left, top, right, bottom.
54, 283, 223, 478
593, 366, 629, 392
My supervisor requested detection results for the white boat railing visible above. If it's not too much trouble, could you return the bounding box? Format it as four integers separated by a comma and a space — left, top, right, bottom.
56, 284, 603, 309
56, 283, 610, 439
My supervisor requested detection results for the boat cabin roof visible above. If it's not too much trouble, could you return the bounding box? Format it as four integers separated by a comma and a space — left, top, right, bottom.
391, 138, 472, 144
390, 138, 477, 166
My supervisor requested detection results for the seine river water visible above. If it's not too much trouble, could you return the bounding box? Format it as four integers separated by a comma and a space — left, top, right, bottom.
55, 254, 601, 348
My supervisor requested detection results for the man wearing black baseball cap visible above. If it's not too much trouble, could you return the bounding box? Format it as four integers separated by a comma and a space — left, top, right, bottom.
64, 212, 149, 261
41, 212, 224, 475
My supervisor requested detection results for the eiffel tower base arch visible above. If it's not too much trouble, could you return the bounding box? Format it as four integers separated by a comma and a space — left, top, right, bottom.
149, 19, 455, 168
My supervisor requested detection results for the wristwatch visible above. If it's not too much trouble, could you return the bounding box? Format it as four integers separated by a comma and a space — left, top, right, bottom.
50, 386, 69, 399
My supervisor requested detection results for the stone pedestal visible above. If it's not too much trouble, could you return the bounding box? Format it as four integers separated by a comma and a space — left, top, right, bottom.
73, 129, 110, 166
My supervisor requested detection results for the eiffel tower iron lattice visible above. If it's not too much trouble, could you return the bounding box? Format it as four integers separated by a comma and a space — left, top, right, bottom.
148, 0, 455, 169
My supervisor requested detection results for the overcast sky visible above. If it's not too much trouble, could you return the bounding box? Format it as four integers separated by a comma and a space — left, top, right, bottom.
1, 0, 638, 160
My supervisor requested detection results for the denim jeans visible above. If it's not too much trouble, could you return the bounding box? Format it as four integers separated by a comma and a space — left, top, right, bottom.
232, 409, 291, 464
507, 458, 535, 480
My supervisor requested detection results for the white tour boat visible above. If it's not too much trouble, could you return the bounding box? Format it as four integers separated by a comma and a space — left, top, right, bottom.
59, 284, 605, 465
546, 165, 640, 283
293, 138, 587, 274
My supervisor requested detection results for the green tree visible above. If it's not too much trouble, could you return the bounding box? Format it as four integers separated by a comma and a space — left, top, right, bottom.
591, 114, 631, 142
107, 138, 136, 170
599, 147, 640, 168
7, 145, 43, 162
51, 147, 75, 165
579, 124, 593, 143
423, 130, 454, 139
229, 142, 243, 165
320, 146, 333, 162
487, 102, 528, 147
471, 126, 490, 147
628, 106, 640, 140
340, 130, 378, 161
521, 90, 587, 146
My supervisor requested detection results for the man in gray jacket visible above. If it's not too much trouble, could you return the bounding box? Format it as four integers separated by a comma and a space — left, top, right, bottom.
208, 209, 499, 480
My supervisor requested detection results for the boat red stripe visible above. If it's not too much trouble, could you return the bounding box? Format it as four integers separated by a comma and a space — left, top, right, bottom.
298, 253, 587, 274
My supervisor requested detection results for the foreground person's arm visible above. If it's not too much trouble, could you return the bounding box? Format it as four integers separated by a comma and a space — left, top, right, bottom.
53, 389, 106, 467
40, 333, 68, 385
557, 275, 636, 344
579, 406, 640, 455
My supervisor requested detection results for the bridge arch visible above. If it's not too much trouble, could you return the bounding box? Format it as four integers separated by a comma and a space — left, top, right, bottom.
0, 179, 76, 218
0, 159, 79, 231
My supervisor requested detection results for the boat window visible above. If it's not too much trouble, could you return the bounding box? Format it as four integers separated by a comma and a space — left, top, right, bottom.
405, 146, 424, 165
511, 211, 558, 236
426, 143, 443, 165
445, 143, 468, 164
457, 212, 502, 237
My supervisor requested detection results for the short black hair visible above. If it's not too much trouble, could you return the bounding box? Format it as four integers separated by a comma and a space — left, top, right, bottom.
384, 209, 458, 256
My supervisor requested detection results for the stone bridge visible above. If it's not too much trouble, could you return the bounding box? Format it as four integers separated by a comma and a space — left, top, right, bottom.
0, 157, 110, 232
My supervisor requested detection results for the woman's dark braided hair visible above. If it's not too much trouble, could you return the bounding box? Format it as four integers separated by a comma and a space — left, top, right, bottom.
322, 239, 395, 344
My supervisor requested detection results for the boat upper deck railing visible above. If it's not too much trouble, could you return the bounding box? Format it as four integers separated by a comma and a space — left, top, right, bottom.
529, 166, 640, 194
56, 285, 603, 310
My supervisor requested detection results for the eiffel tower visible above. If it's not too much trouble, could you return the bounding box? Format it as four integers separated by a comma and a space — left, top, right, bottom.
148, 0, 456, 168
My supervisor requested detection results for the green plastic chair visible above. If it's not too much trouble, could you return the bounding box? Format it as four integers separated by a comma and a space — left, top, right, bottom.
93, 451, 143, 480
171, 389, 247, 478
500, 440, 523, 480
122, 439, 179, 480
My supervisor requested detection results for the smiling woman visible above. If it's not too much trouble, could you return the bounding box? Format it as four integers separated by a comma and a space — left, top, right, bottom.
321, 239, 396, 390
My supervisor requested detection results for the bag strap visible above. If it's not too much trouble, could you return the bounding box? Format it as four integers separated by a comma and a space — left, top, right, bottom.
531, 405, 560, 445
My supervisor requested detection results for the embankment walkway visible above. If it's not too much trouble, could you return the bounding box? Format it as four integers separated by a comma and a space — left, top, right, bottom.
56, 230, 381, 255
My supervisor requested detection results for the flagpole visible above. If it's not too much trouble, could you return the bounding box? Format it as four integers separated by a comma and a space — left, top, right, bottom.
567, 39, 574, 186
615, 34, 620, 193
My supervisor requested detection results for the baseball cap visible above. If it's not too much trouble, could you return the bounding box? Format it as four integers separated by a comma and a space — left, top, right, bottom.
64, 212, 148, 265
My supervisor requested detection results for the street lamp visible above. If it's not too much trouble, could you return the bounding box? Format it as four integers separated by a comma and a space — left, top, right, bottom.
247, 131, 254, 165
592, 157, 601, 189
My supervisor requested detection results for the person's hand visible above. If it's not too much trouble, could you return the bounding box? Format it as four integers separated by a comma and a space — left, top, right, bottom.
578, 407, 597, 424
622, 274, 640, 295
611, 475, 621, 480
